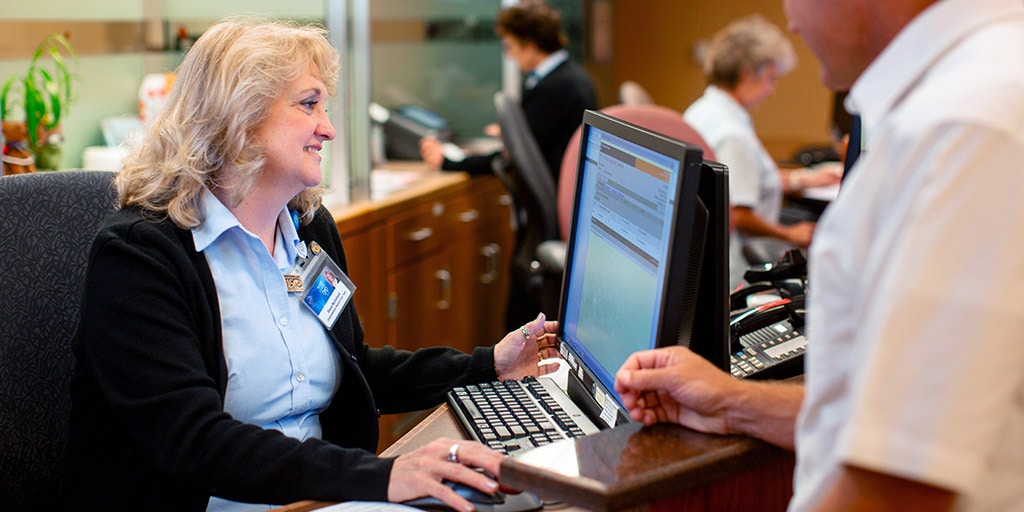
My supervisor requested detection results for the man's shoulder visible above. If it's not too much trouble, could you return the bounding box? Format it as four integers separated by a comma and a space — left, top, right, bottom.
543, 60, 596, 95
899, 19, 1024, 135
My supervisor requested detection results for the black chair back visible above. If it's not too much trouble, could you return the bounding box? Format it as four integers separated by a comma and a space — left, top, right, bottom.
0, 170, 118, 510
493, 92, 561, 322
493, 91, 560, 243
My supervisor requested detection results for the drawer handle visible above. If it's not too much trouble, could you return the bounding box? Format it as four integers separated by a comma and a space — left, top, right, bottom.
479, 243, 501, 284
407, 227, 433, 242
458, 209, 480, 223
435, 269, 451, 310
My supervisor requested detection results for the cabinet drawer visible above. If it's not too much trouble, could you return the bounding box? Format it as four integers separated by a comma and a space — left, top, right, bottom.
471, 179, 513, 228
444, 193, 483, 240
387, 199, 446, 268
442, 181, 511, 246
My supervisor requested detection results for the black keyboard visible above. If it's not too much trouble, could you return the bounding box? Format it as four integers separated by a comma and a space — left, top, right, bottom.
446, 376, 599, 455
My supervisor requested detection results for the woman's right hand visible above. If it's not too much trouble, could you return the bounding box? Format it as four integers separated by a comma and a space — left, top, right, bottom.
387, 437, 503, 511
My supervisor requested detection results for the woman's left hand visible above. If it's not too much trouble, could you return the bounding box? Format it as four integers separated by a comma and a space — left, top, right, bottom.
494, 313, 560, 380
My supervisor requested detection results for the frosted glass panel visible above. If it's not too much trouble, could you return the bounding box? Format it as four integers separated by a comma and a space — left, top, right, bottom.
373, 0, 499, 18
372, 0, 502, 142
163, 0, 322, 20
373, 42, 501, 141
370, 0, 584, 143
3, 0, 143, 20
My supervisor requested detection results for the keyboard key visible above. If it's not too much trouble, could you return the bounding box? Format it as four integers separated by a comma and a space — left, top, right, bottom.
494, 426, 512, 440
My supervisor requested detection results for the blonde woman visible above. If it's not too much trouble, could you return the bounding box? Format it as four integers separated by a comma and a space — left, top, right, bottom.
61, 17, 555, 511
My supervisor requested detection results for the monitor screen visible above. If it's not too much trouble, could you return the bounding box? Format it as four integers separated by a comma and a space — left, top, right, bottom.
557, 111, 710, 413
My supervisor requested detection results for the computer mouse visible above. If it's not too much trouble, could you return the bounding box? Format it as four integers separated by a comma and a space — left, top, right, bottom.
402, 480, 505, 510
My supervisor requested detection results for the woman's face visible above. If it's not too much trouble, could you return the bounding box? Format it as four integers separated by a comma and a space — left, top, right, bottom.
255, 70, 336, 198
734, 63, 781, 110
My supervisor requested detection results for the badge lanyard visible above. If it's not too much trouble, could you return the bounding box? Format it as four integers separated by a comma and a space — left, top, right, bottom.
283, 213, 355, 329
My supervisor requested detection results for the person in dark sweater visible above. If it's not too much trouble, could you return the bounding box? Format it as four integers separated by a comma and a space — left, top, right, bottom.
59, 17, 557, 512
421, 1, 598, 332
419, 0, 598, 181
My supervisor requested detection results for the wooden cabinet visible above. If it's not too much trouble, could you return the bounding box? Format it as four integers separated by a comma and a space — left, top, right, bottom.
383, 178, 513, 353
331, 171, 514, 451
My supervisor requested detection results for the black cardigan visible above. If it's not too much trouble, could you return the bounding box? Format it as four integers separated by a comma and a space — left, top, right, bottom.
60, 205, 498, 511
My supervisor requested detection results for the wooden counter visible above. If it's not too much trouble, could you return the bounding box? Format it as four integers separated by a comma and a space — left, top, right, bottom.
324, 164, 515, 451
500, 417, 794, 511
278, 403, 795, 512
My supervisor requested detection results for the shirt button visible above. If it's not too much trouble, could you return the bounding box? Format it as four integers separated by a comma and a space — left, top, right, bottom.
279, 317, 289, 326
296, 372, 306, 382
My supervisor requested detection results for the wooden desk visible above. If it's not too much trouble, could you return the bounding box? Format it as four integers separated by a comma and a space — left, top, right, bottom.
277, 403, 795, 512
500, 416, 795, 511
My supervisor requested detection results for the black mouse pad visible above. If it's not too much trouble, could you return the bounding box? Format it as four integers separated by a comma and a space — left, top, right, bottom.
404, 491, 543, 512
476, 491, 543, 512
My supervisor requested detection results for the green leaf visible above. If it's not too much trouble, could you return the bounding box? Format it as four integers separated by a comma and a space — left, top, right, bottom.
1, 32, 77, 146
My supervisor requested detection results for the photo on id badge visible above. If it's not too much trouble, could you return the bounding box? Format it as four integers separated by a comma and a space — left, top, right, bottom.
304, 268, 338, 317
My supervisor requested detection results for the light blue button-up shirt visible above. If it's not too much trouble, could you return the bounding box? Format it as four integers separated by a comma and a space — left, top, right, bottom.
525, 48, 568, 89
193, 189, 340, 512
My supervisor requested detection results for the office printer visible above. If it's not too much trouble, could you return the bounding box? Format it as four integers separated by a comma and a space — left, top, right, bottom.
374, 103, 454, 161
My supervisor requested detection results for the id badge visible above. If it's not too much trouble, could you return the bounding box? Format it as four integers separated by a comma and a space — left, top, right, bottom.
287, 242, 356, 329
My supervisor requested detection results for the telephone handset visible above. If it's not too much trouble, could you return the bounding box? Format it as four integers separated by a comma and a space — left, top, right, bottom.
729, 297, 806, 379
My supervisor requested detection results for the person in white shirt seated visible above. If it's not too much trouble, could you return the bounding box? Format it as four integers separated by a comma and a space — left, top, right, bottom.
683, 14, 840, 288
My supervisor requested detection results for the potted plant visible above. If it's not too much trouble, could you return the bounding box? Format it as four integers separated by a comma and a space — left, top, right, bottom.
1, 33, 77, 171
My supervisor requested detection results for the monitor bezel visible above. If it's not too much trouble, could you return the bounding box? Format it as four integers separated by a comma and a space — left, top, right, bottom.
555, 110, 707, 427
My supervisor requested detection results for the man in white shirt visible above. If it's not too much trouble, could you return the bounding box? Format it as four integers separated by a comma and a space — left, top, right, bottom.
614, 0, 1024, 510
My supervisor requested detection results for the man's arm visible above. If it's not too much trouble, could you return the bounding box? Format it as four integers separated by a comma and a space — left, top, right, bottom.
814, 464, 955, 512
615, 345, 803, 450
725, 377, 804, 450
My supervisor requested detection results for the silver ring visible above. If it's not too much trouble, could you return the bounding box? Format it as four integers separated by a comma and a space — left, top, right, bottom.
520, 326, 531, 339
447, 443, 460, 463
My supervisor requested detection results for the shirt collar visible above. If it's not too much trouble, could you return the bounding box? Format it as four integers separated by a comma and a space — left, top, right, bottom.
192, 188, 301, 265
848, 0, 1023, 135
530, 49, 569, 81
705, 84, 751, 125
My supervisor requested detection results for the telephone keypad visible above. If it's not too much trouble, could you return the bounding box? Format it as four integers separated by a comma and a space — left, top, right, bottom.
730, 321, 806, 380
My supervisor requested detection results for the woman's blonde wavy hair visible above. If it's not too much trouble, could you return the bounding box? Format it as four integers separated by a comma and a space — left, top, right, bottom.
117, 16, 340, 228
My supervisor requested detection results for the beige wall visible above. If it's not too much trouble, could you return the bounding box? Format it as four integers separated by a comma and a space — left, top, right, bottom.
605, 0, 836, 161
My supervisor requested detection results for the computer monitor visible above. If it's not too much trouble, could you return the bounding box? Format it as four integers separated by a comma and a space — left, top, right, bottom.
690, 159, 731, 372
555, 111, 730, 426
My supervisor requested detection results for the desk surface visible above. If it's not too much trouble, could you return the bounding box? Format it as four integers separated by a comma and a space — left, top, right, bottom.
276, 403, 795, 512
497, 411, 794, 511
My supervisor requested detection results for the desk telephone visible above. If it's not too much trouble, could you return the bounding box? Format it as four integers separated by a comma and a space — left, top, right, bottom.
729, 250, 808, 380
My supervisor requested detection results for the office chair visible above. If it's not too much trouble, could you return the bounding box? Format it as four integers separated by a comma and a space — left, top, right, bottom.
535, 104, 719, 316
0, 170, 118, 510
492, 91, 561, 325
